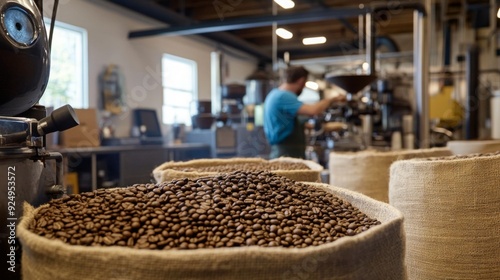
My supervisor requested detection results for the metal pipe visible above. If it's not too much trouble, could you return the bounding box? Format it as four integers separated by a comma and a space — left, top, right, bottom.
272, 1, 278, 73
51, 152, 64, 186
358, 14, 364, 55
365, 13, 375, 75
465, 44, 480, 140
490, 0, 497, 75
210, 51, 222, 115
422, 0, 431, 148
414, 8, 430, 148
443, 21, 452, 67
413, 11, 420, 148
44, 152, 66, 199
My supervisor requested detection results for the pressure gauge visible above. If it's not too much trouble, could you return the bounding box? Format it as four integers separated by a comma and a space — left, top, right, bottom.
1, 5, 38, 47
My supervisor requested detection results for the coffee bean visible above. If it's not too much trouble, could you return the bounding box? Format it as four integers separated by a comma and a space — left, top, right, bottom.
53, 222, 62, 230
151, 219, 160, 227
131, 222, 141, 229
270, 225, 277, 233
252, 224, 262, 230
30, 171, 380, 250
80, 236, 93, 245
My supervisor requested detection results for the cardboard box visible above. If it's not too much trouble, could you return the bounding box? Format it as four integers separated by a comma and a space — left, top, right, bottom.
60, 108, 100, 147
64, 172, 79, 194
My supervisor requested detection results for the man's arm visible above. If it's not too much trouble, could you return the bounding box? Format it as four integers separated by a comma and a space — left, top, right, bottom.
297, 95, 345, 116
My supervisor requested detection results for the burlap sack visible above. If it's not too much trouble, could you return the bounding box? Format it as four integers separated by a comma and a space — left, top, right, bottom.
18, 183, 405, 280
152, 157, 323, 183
329, 148, 452, 202
389, 152, 500, 280
447, 139, 500, 155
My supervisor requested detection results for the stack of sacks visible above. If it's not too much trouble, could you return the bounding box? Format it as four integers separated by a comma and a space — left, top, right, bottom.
153, 157, 324, 183
329, 148, 452, 202
389, 152, 500, 279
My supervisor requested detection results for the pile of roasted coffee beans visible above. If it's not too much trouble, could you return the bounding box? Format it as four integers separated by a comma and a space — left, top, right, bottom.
29, 171, 380, 250
171, 162, 310, 173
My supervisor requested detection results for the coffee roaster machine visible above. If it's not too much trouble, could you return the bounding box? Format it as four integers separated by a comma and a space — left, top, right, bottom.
0, 1, 79, 278
305, 74, 413, 167
185, 70, 274, 158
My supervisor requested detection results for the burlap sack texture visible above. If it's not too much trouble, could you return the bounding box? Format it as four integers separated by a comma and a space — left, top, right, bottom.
389, 152, 500, 280
446, 139, 500, 155
329, 148, 452, 202
18, 183, 406, 280
152, 157, 324, 183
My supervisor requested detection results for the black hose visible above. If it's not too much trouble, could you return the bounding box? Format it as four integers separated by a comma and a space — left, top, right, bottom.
48, 0, 59, 51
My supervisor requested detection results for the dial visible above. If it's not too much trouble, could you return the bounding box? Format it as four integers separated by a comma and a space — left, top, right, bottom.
3, 6, 36, 46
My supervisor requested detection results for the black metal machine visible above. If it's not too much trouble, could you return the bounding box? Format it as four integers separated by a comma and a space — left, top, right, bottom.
305, 74, 414, 167
0, 1, 79, 279
303, 75, 375, 167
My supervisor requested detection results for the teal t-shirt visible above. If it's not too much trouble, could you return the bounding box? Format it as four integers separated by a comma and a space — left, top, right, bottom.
263, 88, 303, 144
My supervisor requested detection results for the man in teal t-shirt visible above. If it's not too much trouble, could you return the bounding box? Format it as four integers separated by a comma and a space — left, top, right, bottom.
264, 66, 345, 159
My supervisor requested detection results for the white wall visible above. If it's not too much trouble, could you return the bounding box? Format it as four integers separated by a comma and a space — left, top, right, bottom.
44, 0, 257, 137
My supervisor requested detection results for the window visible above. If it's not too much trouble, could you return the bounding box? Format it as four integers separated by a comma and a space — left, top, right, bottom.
39, 20, 88, 109
162, 54, 197, 126
298, 87, 320, 104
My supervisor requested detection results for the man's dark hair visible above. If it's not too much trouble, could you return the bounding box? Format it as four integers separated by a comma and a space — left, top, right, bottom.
284, 66, 309, 83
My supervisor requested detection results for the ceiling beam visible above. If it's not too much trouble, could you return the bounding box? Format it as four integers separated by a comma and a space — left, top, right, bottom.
107, 0, 425, 61
106, 0, 272, 61
128, 1, 426, 39
128, 7, 370, 38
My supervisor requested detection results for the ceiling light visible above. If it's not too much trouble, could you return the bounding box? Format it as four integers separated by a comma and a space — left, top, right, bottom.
302, 36, 326, 45
497, 7, 500, 18
306, 81, 319, 90
362, 62, 369, 71
276, 28, 293, 39
274, 0, 295, 9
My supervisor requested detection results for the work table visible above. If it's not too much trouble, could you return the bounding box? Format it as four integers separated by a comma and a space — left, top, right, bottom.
53, 142, 210, 156
50, 143, 211, 192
